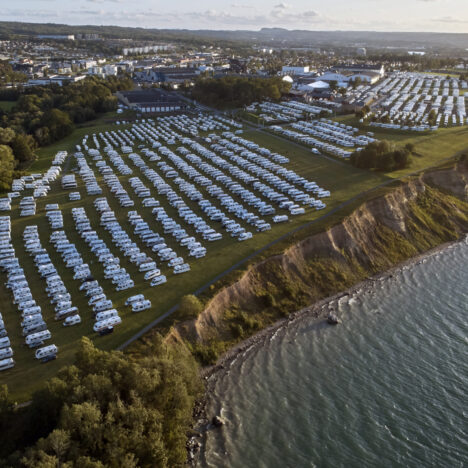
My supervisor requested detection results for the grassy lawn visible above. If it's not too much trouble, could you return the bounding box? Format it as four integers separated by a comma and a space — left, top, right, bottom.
30, 116, 132, 174
332, 114, 468, 177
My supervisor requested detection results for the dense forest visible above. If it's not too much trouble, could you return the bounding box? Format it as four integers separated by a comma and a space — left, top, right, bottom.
191, 76, 291, 109
0, 74, 133, 190
350, 140, 412, 172
0, 337, 202, 467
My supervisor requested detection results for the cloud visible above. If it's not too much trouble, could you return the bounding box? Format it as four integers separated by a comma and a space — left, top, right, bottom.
230, 3, 256, 8
274, 3, 291, 9
432, 15, 468, 23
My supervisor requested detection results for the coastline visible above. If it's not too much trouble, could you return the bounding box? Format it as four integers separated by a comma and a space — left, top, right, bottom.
189, 234, 468, 465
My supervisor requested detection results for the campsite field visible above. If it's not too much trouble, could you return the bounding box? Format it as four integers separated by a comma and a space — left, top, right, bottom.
0, 118, 386, 400
1, 113, 465, 400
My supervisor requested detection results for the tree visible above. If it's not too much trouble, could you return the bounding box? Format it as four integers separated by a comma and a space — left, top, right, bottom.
1, 338, 202, 467
40, 109, 73, 142
329, 80, 338, 92
0, 127, 15, 145
11, 134, 36, 164
405, 143, 415, 154
43, 429, 70, 467
350, 139, 410, 172
178, 295, 203, 320
0, 145, 15, 190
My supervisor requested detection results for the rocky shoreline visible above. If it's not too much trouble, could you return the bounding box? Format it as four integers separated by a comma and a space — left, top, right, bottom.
187, 235, 467, 466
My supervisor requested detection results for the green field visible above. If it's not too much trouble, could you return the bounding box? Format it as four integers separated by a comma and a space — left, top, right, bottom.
0, 113, 464, 401
332, 114, 468, 177
30, 113, 132, 174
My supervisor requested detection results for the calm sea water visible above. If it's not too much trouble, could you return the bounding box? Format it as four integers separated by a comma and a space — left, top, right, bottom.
200, 240, 468, 468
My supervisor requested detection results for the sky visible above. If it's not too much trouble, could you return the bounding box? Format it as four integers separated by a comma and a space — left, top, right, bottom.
3, 0, 468, 32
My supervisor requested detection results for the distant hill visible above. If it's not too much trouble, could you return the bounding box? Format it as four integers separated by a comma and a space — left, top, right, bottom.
0, 21, 467, 51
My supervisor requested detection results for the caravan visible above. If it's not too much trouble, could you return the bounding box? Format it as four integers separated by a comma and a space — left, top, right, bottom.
0, 337, 10, 349
144, 269, 161, 281
0, 347, 13, 360
63, 315, 81, 326
0, 358, 14, 371
25, 330, 51, 348
93, 300, 113, 313
131, 300, 151, 313
173, 263, 190, 275
125, 294, 144, 306
95, 309, 119, 322
93, 315, 122, 333
35, 344, 58, 361
150, 275, 167, 287
55, 307, 78, 321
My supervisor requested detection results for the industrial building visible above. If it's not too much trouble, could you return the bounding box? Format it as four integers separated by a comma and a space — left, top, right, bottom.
116, 89, 188, 113
134, 67, 199, 84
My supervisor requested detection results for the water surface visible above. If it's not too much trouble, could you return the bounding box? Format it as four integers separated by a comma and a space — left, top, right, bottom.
201, 241, 468, 468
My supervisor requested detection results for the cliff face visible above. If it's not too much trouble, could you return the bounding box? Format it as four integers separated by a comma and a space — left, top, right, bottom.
173, 163, 468, 346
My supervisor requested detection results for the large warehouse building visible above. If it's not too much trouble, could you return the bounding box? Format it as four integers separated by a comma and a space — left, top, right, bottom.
116, 89, 188, 113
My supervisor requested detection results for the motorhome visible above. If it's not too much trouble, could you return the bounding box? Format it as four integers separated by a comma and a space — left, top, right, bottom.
63, 315, 81, 326
168, 257, 184, 267
22, 321, 47, 336
55, 307, 78, 321
144, 269, 161, 281
25, 330, 51, 347
139, 261, 157, 272
173, 263, 190, 274
150, 275, 167, 287
35, 344, 58, 360
93, 300, 113, 313
125, 294, 145, 306
273, 215, 288, 223
131, 300, 151, 313
55, 301, 72, 312
95, 309, 118, 322
116, 280, 134, 291
0, 358, 14, 371
93, 315, 122, 332
21, 313, 43, 327
0, 336, 10, 349
0, 347, 13, 359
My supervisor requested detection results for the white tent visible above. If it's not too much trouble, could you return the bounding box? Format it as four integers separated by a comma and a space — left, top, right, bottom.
298, 80, 330, 92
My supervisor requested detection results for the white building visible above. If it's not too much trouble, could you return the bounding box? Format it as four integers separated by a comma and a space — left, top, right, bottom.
281, 66, 310, 76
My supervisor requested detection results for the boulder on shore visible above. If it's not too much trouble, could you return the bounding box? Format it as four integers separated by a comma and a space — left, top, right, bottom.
212, 415, 225, 427
327, 313, 340, 325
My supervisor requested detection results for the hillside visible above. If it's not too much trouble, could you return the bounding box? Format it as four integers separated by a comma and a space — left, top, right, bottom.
163, 162, 468, 361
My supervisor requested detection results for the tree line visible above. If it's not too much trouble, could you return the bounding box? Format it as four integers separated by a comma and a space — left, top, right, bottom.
0, 75, 133, 190
0, 337, 202, 467
350, 140, 413, 172
191, 76, 291, 109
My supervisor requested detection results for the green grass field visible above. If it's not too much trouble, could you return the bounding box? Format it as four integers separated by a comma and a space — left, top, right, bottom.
0, 113, 465, 401
332, 114, 468, 177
